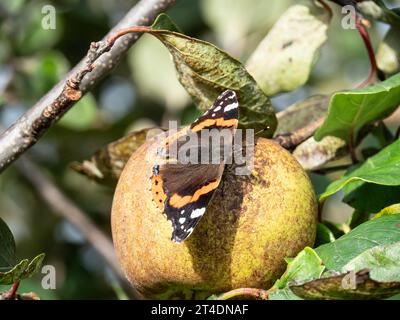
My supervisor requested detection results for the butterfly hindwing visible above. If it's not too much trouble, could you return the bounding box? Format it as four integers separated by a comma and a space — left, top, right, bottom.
151, 90, 239, 242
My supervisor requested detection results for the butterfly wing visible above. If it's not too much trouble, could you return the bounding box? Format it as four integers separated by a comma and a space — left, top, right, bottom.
151, 90, 239, 242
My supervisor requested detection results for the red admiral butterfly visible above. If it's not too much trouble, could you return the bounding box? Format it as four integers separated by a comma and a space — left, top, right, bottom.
151, 90, 239, 242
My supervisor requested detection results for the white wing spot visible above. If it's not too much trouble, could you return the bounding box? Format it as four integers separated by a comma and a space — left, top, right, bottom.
190, 207, 206, 219
186, 227, 194, 236
224, 102, 238, 112
211, 113, 216, 117
179, 217, 186, 224
180, 210, 185, 215
214, 106, 221, 112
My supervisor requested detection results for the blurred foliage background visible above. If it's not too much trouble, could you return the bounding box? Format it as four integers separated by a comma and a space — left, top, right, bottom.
0, 0, 400, 299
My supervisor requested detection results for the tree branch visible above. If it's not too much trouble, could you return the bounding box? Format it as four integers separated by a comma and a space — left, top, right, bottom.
274, 117, 325, 150
15, 156, 141, 299
0, 0, 176, 174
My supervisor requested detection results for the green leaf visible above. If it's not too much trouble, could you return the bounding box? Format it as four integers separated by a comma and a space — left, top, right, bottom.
151, 13, 181, 33
319, 138, 400, 201
273, 247, 324, 290
348, 210, 370, 229
315, 73, 400, 143
21, 253, 45, 279
373, 203, 400, 220
0, 254, 45, 285
0, 218, 16, 271
342, 183, 400, 214
0, 259, 29, 285
290, 269, 400, 300
146, 14, 277, 137
343, 242, 400, 282
268, 288, 302, 300
246, 4, 330, 96
315, 214, 400, 271
319, 221, 345, 239
58, 93, 98, 130
315, 223, 336, 247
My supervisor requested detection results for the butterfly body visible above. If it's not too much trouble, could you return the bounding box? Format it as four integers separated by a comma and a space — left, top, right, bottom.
151, 90, 239, 242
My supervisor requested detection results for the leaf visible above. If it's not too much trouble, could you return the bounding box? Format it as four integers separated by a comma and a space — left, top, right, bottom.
293, 136, 347, 171
147, 14, 277, 137
315, 214, 400, 271
348, 210, 371, 229
315, 223, 336, 247
21, 254, 45, 280
343, 242, 400, 282
246, 4, 330, 96
272, 247, 324, 290
58, 93, 98, 131
71, 128, 164, 184
151, 13, 181, 33
315, 73, 400, 143
275, 95, 345, 171
373, 203, 400, 220
377, 27, 400, 75
0, 254, 45, 285
0, 260, 29, 285
201, 0, 290, 55
268, 288, 302, 300
320, 221, 345, 239
290, 269, 400, 300
367, 121, 394, 148
0, 218, 16, 271
319, 138, 400, 201
275, 95, 330, 134
342, 183, 400, 214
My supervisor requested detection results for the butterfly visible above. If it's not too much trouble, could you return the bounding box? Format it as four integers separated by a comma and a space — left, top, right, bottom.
151, 90, 239, 243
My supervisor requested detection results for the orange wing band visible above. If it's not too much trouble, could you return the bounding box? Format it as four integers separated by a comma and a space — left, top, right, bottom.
169, 179, 220, 208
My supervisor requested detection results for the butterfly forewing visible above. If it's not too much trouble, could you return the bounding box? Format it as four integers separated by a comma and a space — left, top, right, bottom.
151, 90, 239, 242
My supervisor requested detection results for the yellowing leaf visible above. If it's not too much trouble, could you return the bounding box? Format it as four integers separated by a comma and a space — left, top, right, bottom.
246, 4, 330, 96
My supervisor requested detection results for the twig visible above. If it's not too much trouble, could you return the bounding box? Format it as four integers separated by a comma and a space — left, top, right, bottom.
274, 117, 325, 150
214, 287, 270, 300
355, 16, 378, 88
1, 282, 20, 300
0, 0, 176, 174
15, 156, 141, 299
